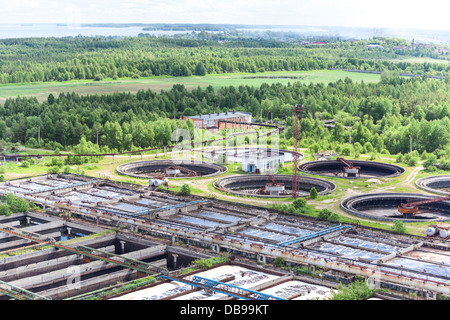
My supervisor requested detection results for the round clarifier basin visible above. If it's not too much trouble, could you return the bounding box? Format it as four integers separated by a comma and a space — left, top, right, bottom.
341, 193, 450, 222
416, 175, 450, 195
213, 174, 336, 198
299, 160, 405, 179
117, 160, 227, 179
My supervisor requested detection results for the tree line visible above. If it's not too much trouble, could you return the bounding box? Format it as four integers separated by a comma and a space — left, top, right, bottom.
0, 37, 448, 84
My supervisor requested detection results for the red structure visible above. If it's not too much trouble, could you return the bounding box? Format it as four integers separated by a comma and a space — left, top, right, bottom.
292, 104, 303, 199
181, 111, 252, 130
398, 195, 450, 215
336, 157, 361, 177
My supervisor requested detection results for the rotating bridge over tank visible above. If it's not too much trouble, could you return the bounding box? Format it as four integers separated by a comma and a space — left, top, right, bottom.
299, 160, 405, 179
213, 174, 336, 198
416, 175, 450, 195
341, 193, 450, 222
117, 160, 228, 179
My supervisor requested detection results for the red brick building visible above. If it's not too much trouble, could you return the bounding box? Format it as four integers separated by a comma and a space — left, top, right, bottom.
182, 111, 252, 130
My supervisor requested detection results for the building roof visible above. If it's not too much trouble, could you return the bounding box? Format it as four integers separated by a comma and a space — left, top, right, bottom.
243, 149, 285, 160
187, 111, 251, 122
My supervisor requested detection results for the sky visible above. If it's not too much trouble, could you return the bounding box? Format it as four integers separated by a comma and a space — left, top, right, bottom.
1, 0, 449, 31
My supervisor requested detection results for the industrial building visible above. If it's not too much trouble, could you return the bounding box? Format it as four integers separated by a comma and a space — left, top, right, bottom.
182, 111, 252, 130
241, 149, 285, 173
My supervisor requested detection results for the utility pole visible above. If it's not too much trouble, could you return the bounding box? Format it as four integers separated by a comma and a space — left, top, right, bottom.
409, 135, 412, 155
38, 126, 40, 146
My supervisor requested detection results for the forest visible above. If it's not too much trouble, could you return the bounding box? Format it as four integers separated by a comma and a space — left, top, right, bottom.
0, 36, 448, 84
1, 74, 449, 169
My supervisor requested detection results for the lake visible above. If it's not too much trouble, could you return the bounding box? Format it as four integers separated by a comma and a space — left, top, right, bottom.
0, 24, 189, 39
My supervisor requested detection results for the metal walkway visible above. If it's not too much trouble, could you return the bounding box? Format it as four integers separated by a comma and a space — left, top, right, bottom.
0, 223, 56, 244
161, 275, 285, 300
0, 280, 51, 300
275, 224, 352, 247
54, 244, 167, 275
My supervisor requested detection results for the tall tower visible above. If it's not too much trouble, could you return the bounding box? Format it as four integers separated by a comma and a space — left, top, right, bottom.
292, 104, 303, 199
411, 38, 415, 50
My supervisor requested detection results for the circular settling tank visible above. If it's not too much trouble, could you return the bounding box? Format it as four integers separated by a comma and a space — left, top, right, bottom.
416, 175, 450, 195
341, 193, 450, 222
299, 160, 405, 179
213, 174, 336, 198
117, 160, 227, 179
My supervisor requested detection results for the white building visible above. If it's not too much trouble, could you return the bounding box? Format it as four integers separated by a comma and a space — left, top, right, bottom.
241, 150, 285, 173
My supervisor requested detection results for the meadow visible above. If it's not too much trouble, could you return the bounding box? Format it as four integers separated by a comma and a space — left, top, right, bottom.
0, 69, 381, 104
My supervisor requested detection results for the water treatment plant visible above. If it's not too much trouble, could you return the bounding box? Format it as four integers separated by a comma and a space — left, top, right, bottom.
1, 159, 450, 301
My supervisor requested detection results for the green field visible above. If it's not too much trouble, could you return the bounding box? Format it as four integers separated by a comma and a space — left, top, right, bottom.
0, 70, 381, 104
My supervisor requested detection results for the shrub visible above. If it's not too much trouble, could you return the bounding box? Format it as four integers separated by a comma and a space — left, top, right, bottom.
0, 204, 11, 216
274, 257, 286, 267
341, 146, 352, 156
440, 160, 450, 171
318, 208, 332, 220
50, 157, 65, 167
329, 280, 374, 300
2, 193, 29, 213
423, 154, 437, 168
309, 187, 318, 199
179, 184, 192, 195
407, 157, 418, 167
392, 220, 407, 233
21, 160, 30, 168
328, 212, 341, 222
363, 142, 373, 153
47, 166, 60, 174
293, 198, 306, 208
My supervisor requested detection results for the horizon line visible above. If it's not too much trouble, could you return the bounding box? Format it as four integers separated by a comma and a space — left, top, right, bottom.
0, 22, 448, 33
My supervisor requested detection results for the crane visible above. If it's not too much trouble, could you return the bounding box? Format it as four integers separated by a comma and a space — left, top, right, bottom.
257, 173, 286, 196
164, 165, 198, 177
398, 195, 450, 215
336, 157, 360, 177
